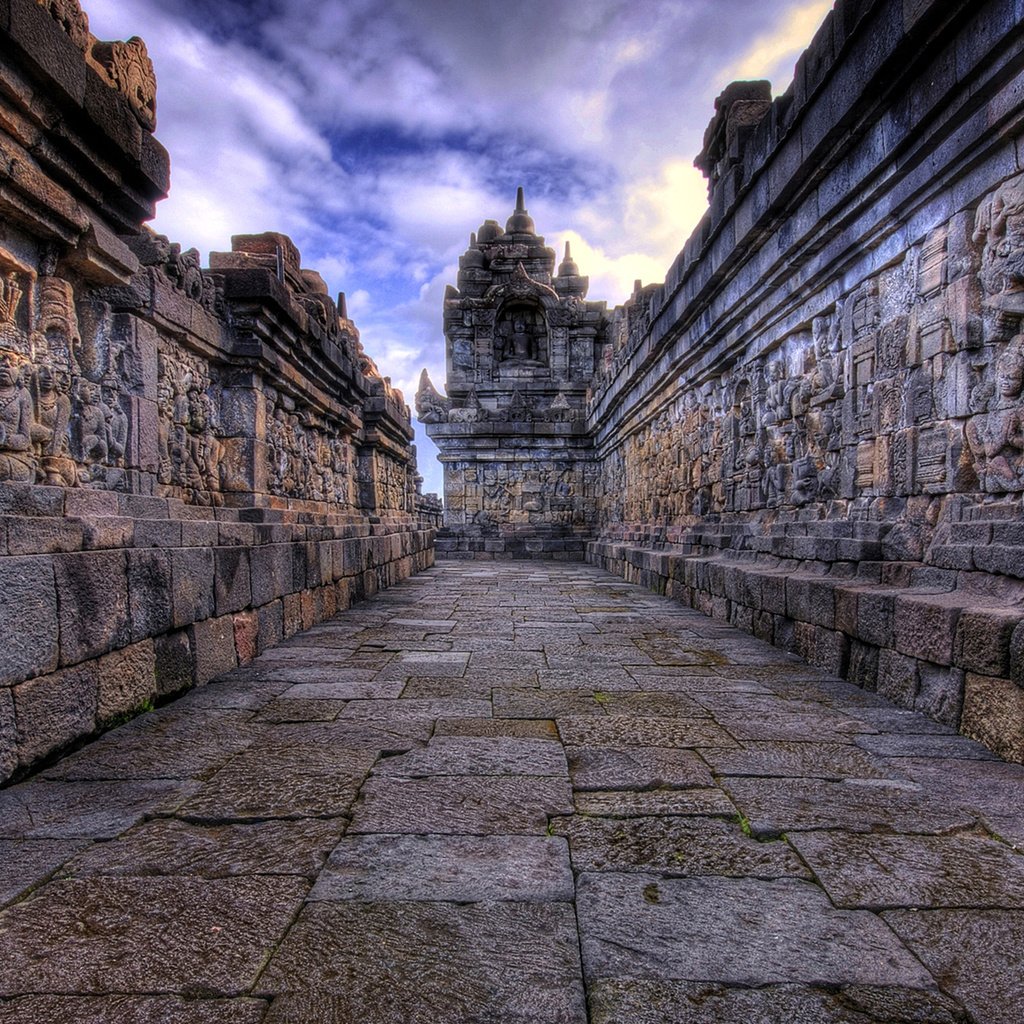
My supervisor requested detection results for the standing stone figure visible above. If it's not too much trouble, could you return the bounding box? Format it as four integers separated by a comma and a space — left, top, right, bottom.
0, 347, 36, 481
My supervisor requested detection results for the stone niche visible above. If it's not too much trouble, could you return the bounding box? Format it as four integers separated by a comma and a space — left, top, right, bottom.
0, 0, 434, 785
417, 188, 606, 559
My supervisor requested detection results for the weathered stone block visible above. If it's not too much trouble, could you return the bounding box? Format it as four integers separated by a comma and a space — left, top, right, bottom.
13, 664, 98, 766
786, 575, 835, 628
877, 649, 919, 707
54, 551, 131, 667
190, 615, 238, 685
251, 543, 292, 606
850, 588, 896, 646
954, 608, 1022, 677
960, 672, 1024, 763
170, 547, 215, 628
153, 630, 193, 696
847, 640, 879, 691
0, 688, 16, 784
127, 549, 172, 641
0, 556, 59, 686
233, 611, 259, 664
213, 546, 252, 616
893, 593, 963, 665
95, 640, 157, 724
257, 600, 284, 653
915, 662, 965, 729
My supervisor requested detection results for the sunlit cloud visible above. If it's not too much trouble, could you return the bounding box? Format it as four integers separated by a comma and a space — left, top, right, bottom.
729, 0, 833, 87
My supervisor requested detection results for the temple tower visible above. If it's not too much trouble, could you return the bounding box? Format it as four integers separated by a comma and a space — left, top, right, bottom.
417, 189, 608, 558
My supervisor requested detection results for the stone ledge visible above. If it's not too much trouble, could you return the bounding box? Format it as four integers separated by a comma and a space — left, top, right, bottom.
588, 538, 1024, 763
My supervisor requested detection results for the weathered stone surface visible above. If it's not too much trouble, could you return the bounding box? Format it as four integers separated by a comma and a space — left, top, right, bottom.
0, 780, 198, 838
53, 551, 131, 666
372, 736, 567, 777
577, 873, 935, 987
884, 910, 1024, 1024
567, 745, 713, 790
723, 777, 976, 837
0, 556, 59, 685
43, 709, 255, 781
0, 877, 308, 997
556, 716, 736, 748
63, 818, 342, 879
0, 996, 270, 1024
0, 839, 89, 906
960, 671, 1024, 762
257, 901, 587, 1023
95, 641, 157, 723
552, 814, 808, 877
791, 830, 1024, 909
310, 834, 574, 902
433, 716, 560, 740
574, 788, 734, 818
702, 741, 899, 780
586, 980, 968, 1024
349, 775, 573, 834
13, 664, 97, 765
177, 744, 376, 821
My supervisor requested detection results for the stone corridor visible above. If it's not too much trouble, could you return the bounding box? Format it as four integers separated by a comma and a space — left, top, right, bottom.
0, 562, 1022, 1023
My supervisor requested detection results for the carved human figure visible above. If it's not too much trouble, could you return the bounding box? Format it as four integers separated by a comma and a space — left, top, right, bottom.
789, 451, 819, 506
73, 380, 109, 477
32, 364, 75, 485
966, 336, 1024, 491
974, 173, 1024, 316
0, 348, 37, 481
102, 376, 128, 466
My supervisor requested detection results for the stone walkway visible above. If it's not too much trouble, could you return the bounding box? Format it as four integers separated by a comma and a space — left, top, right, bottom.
0, 562, 1022, 1023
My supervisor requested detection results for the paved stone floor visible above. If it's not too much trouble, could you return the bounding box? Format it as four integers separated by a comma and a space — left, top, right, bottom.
0, 562, 1023, 1023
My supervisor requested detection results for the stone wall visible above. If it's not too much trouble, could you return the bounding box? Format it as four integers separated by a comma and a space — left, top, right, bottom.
587, 0, 1024, 761
420, 0, 1024, 760
0, 0, 433, 784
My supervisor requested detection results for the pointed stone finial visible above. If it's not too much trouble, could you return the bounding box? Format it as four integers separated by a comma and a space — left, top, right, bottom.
470, 232, 477, 246
337, 291, 348, 319
506, 186, 536, 234
557, 241, 579, 278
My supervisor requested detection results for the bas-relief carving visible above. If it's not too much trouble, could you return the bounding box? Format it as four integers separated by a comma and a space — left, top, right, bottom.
91, 37, 157, 131
264, 389, 354, 507
596, 181, 1024, 528
0, 252, 131, 487
156, 347, 222, 502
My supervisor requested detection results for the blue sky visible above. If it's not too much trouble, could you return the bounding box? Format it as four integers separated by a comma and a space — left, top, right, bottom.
85, 0, 831, 496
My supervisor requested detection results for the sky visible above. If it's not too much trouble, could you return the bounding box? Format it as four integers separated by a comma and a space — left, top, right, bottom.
85, 0, 831, 496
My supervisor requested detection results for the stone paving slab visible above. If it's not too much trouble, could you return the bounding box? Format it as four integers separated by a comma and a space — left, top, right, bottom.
883, 909, 1024, 1024
567, 745, 714, 790
176, 744, 377, 822
255, 901, 587, 1023
586, 980, 969, 1024
309, 833, 574, 902
371, 735, 567, 776
62, 818, 343, 879
0, 839, 89, 906
0, 996, 270, 1024
0, 561, 1020, 1019
790, 830, 1024, 909
349, 775, 574, 834
0, 876, 308, 997
577, 872, 937, 988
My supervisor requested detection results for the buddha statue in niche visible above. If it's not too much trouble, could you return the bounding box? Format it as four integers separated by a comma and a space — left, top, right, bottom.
496, 302, 547, 366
